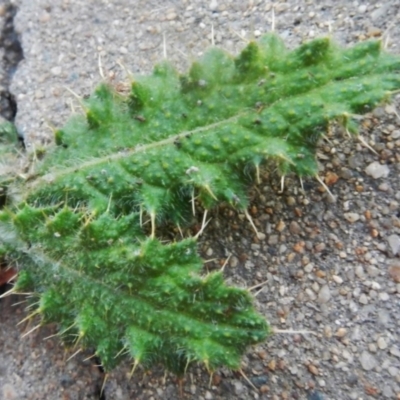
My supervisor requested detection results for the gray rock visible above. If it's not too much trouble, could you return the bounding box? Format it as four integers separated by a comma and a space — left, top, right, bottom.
365, 162, 390, 179
233, 380, 245, 396
318, 285, 331, 304
382, 385, 394, 398
268, 234, 279, 245
387, 234, 400, 255
359, 294, 368, 305
392, 130, 400, 139
359, 351, 377, 371
390, 346, 400, 358
371, 4, 390, 21
289, 221, 301, 235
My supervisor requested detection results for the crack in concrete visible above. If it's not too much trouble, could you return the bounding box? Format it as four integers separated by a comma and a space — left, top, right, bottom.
0, 1, 23, 122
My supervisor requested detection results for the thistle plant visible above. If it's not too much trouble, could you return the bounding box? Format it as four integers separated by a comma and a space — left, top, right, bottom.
0, 34, 399, 375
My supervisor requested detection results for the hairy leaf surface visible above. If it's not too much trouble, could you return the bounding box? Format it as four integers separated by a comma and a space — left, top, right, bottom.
1, 34, 400, 373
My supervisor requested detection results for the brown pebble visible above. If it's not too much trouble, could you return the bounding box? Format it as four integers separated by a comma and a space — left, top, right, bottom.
325, 171, 339, 186
367, 27, 382, 37
286, 196, 296, 206
335, 328, 347, 338
315, 269, 326, 278
212, 373, 222, 386
314, 243, 326, 252
293, 241, 305, 253
293, 334, 302, 343
281, 390, 289, 400
324, 326, 332, 338
277, 359, 285, 370
355, 185, 364, 192
364, 210, 372, 220
388, 266, 400, 283
276, 220, 286, 232
295, 380, 304, 388
364, 384, 379, 396
370, 228, 379, 238
260, 385, 269, 393
335, 241, 344, 250
294, 207, 302, 217
289, 221, 301, 234
268, 359, 276, 371
257, 349, 267, 360
307, 364, 319, 375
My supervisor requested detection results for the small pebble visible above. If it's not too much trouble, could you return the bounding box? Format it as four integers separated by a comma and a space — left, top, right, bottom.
308, 391, 324, 400
377, 337, 388, 350
365, 162, 390, 179
379, 182, 389, 191
390, 346, 400, 358
359, 351, 377, 371
344, 213, 360, 223
51, 66, 62, 76
335, 328, 347, 338
233, 381, 245, 395
359, 293, 368, 304
289, 221, 301, 234
387, 234, 400, 255
358, 4, 368, 13
318, 285, 331, 304
379, 292, 390, 301
209, 0, 218, 10
332, 275, 343, 284
388, 265, 400, 282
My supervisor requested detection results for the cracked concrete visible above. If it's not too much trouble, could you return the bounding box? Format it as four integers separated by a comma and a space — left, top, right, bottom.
1, 1, 400, 399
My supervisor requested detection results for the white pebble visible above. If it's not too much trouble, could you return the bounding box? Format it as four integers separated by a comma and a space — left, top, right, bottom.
344, 213, 360, 223
377, 337, 388, 350
359, 293, 368, 305
51, 66, 62, 76
304, 263, 314, 273
332, 275, 343, 284
306, 288, 317, 300
209, 0, 218, 10
358, 4, 368, 13
365, 161, 390, 179
379, 292, 390, 301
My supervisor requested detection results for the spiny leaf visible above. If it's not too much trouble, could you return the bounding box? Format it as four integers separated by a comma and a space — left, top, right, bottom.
1, 34, 400, 374
1, 204, 268, 372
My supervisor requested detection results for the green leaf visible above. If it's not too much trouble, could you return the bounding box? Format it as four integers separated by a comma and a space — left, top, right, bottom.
1, 34, 400, 374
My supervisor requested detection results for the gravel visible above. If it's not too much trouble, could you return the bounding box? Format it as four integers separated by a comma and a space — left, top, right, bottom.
1, 0, 400, 399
